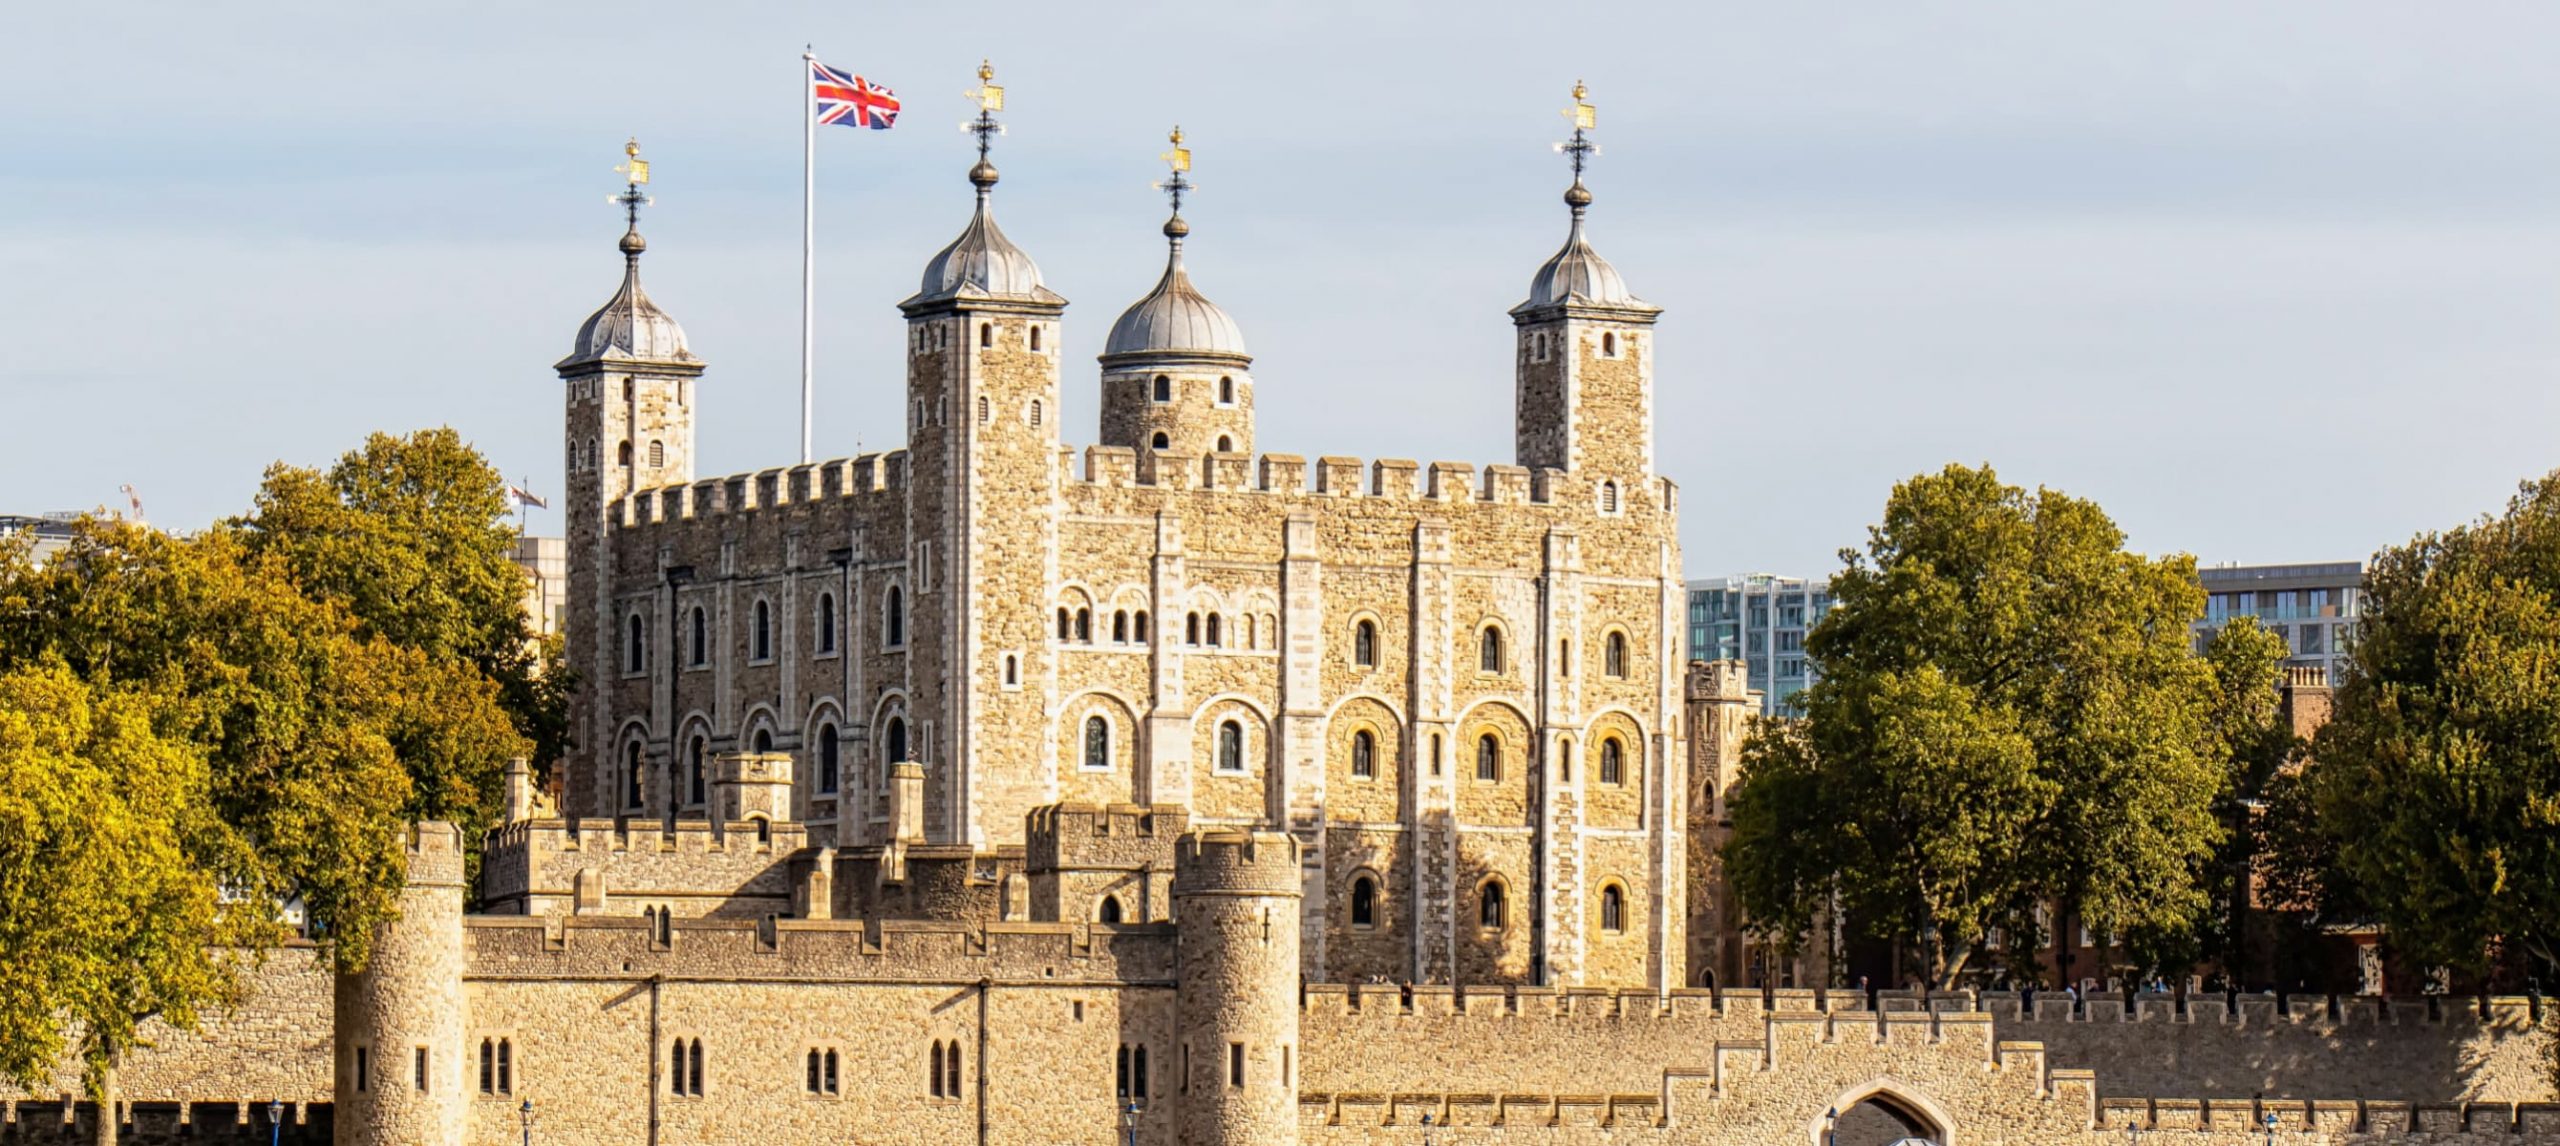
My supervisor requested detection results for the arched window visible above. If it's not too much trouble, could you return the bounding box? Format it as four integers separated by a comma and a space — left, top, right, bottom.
1600, 480, 1619, 514
818, 724, 840, 794
1185, 613, 1201, 645
625, 741, 643, 809
1084, 715, 1110, 771
1243, 613, 1256, 648
1479, 881, 1506, 929
1030, 399, 1043, 426
885, 717, 908, 766
689, 607, 707, 667
628, 614, 647, 673
649, 439, 665, 468
618, 440, 633, 467
1479, 627, 1503, 673
1135, 611, 1149, 641
753, 728, 773, 754
1152, 375, 1171, 402
1602, 331, 1618, 356
688, 736, 706, 806
1218, 376, 1234, 403
1003, 654, 1019, 685
885, 586, 904, 646
1351, 876, 1377, 927
1098, 896, 1123, 924
1350, 730, 1376, 778
624, 378, 635, 402
1206, 614, 1222, 647
1113, 610, 1129, 642
978, 395, 990, 424
979, 322, 993, 348
1600, 737, 1625, 786
1058, 608, 1072, 641
1075, 608, 1092, 642
752, 600, 772, 661
930, 1040, 945, 1097
1030, 325, 1044, 352
1151, 431, 1170, 450
1216, 435, 1234, 453
818, 593, 836, 654
1476, 734, 1500, 782
1605, 632, 1627, 677
1217, 720, 1244, 773
1600, 884, 1625, 932
1352, 619, 1378, 667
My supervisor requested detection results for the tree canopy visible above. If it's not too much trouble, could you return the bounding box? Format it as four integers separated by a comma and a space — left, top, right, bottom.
1721, 463, 2226, 987
2295, 472, 2560, 976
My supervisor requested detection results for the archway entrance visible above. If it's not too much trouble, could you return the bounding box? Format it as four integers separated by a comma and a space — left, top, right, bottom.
1829, 1092, 1942, 1146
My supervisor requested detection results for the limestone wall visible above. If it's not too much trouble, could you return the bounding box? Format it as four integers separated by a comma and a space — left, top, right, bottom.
0, 950, 332, 1106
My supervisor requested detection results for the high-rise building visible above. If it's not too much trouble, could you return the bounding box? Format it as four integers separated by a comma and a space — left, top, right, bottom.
1, 513, 85, 565
1685, 574, 1832, 714
2194, 561, 2362, 682
510, 534, 568, 637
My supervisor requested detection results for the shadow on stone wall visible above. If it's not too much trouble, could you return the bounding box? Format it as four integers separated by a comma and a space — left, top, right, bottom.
0, 1102, 330, 1144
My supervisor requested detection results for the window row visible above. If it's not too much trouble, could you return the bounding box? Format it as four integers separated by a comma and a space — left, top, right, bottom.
1080, 717, 1253, 774
1467, 732, 1636, 786
1057, 606, 1149, 644
620, 717, 904, 810
1353, 621, 1633, 679
628, 587, 903, 674
1147, 374, 1240, 405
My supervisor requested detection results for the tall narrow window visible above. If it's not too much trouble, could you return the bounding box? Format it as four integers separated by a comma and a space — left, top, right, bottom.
649, 439, 665, 468
1600, 738, 1625, 786
356, 1047, 369, 1093
1605, 632, 1628, 677
1480, 881, 1506, 929
1084, 716, 1110, 771
825, 1050, 837, 1095
1600, 480, 1619, 513
1600, 885, 1625, 932
689, 607, 707, 667
1113, 610, 1129, 642
628, 614, 646, 672
1219, 376, 1234, 403
1206, 614, 1222, 647
809, 1049, 824, 1094
1004, 655, 1019, 685
1059, 608, 1072, 641
1185, 613, 1201, 644
688, 1039, 703, 1096
1479, 627, 1503, 673
687, 737, 706, 806
1118, 1046, 1131, 1098
980, 322, 993, 348
1431, 733, 1444, 777
1030, 325, 1044, 351
1560, 638, 1572, 677
1134, 1046, 1148, 1099
497, 1039, 512, 1094
1075, 608, 1092, 642
753, 600, 772, 661
618, 440, 633, 467
817, 593, 837, 654
1558, 739, 1573, 783
946, 1042, 962, 1096
885, 586, 905, 646
480, 1039, 495, 1093
978, 395, 990, 424
625, 742, 644, 809
1217, 721, 1243, 773
1135, 611, 1149, 641
1099, 896, 1123, 924
1353, 620, 1377, 667
818, 724, 840, 794
1229, 1043, 1245, 1088
1475, 734, 1499, 782
1153, 375, 1172, 402
886, 717, 908, 766
753, 728, 773, 754
1031, 400, 1044, 426
1351, 877, 1377, 927
1602, 331, 1618, 356
1350, 730, 1375, 778
931, 1040, 945, 1097
416, 1047, 430, 1092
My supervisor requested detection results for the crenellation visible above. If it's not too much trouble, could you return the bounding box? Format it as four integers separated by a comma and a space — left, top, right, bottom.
1317, 456, 1364, 495
1371, 459, 1419, 499
1258, 453, 1308, 493
1427, 461, 1473, 500
1481, 465, 1530, 504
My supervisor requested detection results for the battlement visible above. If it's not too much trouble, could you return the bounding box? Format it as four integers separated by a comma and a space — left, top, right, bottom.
1684, 659, 1751, 702
460, 912, 1177, 984
1173, 830, 1300, 896
405, 820, 465, 889
1953, 988, 2548, 1028
1025, 802, 1189, 871
478, 815, 808, 916
2098, 1096, 2560, 1136
1058, 444, 1676, 513
609, 450, 910, 531
0, 1100, 330, 1144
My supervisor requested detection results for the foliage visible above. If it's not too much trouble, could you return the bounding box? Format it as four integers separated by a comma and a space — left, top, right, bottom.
1721, 463, 2225, 988
0, 662, 271, 1095
2174, 616, 2298, 975
2297, 473, 2560, 975
239, 427, 572, 774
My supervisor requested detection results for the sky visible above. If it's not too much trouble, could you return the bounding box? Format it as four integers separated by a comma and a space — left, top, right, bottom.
7, 1, 2559, 578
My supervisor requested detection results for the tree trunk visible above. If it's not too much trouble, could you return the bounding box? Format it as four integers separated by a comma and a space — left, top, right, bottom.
93, 1053, 118, 1146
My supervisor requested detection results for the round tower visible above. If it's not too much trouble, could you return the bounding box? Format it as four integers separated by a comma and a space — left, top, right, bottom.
335, 822, 468, 1146
1100, 127, 1255, 459
1173, 830, 1301, 1146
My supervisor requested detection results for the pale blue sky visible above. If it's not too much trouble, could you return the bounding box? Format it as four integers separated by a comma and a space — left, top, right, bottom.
7, 2, 2559, 576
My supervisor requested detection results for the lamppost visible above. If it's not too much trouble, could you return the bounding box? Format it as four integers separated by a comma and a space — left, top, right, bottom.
266, 1098, 283, 1146
1121, 1099, 1139, 1146
1421, 1112, 1436, 1146
2127, 1119, 2143, 1146
2262, 1111, 2278, 1146
519, 1098, 534, 1146
1823, 1107, 1838, 1146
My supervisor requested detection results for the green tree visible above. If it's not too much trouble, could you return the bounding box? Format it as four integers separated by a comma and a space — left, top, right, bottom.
239, 427, 572, 773
1722, 464, 2225, 988
0, 661, 270, 1146
2178, 616, 2297, 982
2300, 473, 2560, 979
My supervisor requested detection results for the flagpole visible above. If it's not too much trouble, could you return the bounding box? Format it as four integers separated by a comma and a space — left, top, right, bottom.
800, 46, 817, 465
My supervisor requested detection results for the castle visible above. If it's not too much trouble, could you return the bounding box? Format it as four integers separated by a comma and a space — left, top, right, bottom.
5, 73, 2555, 1146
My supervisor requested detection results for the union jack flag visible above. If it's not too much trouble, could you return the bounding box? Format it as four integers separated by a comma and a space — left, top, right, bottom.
811, 60, 898, 130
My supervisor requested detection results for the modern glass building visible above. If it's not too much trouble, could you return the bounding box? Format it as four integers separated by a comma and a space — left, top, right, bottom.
1686, 574, 1834, 715
2193, 561, 2362, 683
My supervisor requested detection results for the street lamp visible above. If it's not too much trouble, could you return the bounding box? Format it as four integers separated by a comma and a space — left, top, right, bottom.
266, 1099, 283, 1146
519, 1098, 534, 1146
1824, 1107, 1838, 1146
2262, 1111, 2278, 1146
1121, 1099, 1139, 1146
1421, 1112, 1436, 1146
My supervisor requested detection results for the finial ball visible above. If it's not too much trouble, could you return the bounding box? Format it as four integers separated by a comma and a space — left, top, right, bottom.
1564, 181, 1593, 209
970, 159, 1000, 189
1163, 215, 1190, 240
620, 229, 647, 255
978, 59, 995, 83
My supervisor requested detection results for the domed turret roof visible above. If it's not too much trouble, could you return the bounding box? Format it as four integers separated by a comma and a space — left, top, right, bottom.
1104, 217, 1249, 363
1512, 183, 1654, 317
560, 228, 697, 368
904, 162, 1064, 309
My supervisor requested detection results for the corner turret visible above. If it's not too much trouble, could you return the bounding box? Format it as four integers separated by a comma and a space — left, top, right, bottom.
1101, 127, 1257, 458
1174, 830, 1302, 1146
335, 823, 468, 1146
1511, 83, 1661, 479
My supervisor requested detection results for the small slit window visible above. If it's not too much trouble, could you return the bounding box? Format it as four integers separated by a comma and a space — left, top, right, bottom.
1600, 737, 1625, 786
1353, 619, 1377, 668
1479, 627, 1503, 673
1084, 715, 1110, 771
689, 607, 707, 667
1350, 730, 1375, 778
752, 600, 772, 661
1602, 331, 1618, 356
980, 322, 993, 348
1153, 375, 1172, 402
648, 439, 664, 468
1605, 631, 1628, 677
1600, 480, 1620, 514
818, 725, 841, 794
817, 593, 837, 654
1217, 720, 1244, 774
1031, 399, 1044, 426
1600, 884, 1626, 933
1351, 876, 1377, 927
1030, 325, 1044, 352
1480, 881, 1506, 929
1475, 734, 1500, 782
1218, 376, 1235, 403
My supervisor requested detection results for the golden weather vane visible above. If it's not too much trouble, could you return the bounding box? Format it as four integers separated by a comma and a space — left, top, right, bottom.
1154, 125, 1194, 216
611, 138, 654, 231
616, 137, 651, 186
968, 59, 1004, 112
1554, 80, 1598, 182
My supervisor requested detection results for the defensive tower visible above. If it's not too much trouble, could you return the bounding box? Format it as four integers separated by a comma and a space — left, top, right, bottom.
334, 823, 468, 1146
1174, 830, 1302, 1146
1100, 127, 1257, 459
1512, 83, 1660, 479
